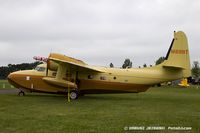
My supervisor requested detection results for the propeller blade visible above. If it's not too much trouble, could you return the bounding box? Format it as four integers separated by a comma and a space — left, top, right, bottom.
46, 57, 50, 76
46, 67, 48, 76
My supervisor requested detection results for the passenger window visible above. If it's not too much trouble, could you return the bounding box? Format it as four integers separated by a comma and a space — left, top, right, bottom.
100, 76, 106, 80
52, 72, 57, 76
88, 75, 93, 79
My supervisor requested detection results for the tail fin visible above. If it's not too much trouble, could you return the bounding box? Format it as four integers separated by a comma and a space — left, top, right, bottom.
162, 31, 191, 77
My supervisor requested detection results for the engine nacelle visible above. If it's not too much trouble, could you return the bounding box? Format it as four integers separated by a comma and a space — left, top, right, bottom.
47, 53, 86, 71
47, 60, 58, 71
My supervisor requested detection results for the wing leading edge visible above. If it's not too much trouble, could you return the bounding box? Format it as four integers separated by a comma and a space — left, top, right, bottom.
47, 53, 103, 73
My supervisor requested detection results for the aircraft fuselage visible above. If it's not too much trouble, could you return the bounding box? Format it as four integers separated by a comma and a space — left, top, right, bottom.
8, 64, 183, 94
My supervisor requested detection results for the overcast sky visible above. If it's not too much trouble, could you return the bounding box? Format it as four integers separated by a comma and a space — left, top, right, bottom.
0, 0, 199, 67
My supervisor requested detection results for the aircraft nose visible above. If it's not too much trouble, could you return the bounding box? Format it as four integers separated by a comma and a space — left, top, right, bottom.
7, 73, 14, 80
7, 73, 15, 84
7, 72, 20, 88
7, 72, 18, 83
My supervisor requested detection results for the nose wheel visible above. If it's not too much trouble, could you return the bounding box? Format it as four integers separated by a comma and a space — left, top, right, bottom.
18, 91, 25, 96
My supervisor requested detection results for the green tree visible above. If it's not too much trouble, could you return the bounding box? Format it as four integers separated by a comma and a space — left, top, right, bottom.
122, 59, 132, 69
155, 56, 165, 65
143, 63, 147, 68
191, 61, 200, 78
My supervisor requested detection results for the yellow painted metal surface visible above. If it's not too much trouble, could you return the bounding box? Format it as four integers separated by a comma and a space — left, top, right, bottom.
7, 31, 191, 95
179, 78, 189, 87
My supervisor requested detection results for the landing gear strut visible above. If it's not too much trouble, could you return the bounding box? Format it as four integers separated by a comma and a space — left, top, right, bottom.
18, 91, 25, 96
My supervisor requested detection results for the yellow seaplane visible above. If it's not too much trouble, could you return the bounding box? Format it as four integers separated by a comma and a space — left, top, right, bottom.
8, 31, 191, 100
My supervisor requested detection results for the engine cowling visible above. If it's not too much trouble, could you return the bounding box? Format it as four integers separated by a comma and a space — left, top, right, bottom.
47, 53, 86, 71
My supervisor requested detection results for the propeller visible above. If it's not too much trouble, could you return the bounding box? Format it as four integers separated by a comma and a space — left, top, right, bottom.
46, 67, 49, 76
46, 58, 50, 76
46, 54, 52, 77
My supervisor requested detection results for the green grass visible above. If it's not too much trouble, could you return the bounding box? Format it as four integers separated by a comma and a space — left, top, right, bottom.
0, 80, 13, 89
0, 86, 200, 133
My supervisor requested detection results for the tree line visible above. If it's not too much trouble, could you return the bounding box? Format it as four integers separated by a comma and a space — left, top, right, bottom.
0, 62, 42, 79
110, 57, 165, 69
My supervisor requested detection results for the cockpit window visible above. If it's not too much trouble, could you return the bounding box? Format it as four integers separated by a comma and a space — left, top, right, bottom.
35, 67, 46, 72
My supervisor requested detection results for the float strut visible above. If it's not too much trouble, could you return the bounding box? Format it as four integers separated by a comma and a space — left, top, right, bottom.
67, 66, 70, 102
68, 87, 70, 102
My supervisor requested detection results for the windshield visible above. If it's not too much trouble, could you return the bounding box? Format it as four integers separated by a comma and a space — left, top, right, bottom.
35, 67, 46, 72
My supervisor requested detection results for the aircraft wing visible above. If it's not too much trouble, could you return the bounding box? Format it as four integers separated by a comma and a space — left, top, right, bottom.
48, 53, 103, 73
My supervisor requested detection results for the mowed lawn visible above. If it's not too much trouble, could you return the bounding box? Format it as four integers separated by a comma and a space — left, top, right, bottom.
0, 80, 13, 89
0, 85, 200, 133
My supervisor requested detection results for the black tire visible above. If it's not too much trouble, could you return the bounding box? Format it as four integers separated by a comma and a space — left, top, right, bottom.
157, 83, 161, 87
70, 90, 78, 100
18, 91, 25, 96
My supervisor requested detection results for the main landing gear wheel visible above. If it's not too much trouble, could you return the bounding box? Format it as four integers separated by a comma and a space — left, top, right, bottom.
70, 90, 78, 100
18, 91, 25, 96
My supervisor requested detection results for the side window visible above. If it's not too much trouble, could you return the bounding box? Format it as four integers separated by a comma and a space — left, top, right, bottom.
52, 72, 57, 77
88, 75, 93, 79
39, 67, 45, 72
35, 67, 45, 72
100, 76, 106, 80
35, 67, 39, 71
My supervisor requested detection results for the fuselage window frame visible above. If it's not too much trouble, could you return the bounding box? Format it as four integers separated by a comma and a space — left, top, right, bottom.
100, 76, 106, 80
88, 75, 93, 79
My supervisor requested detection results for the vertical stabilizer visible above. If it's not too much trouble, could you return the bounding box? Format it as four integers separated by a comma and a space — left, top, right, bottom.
163, 31, 191, 77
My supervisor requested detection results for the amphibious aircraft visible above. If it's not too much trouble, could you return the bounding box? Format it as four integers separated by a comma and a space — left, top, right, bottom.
8, 31, 191, 100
